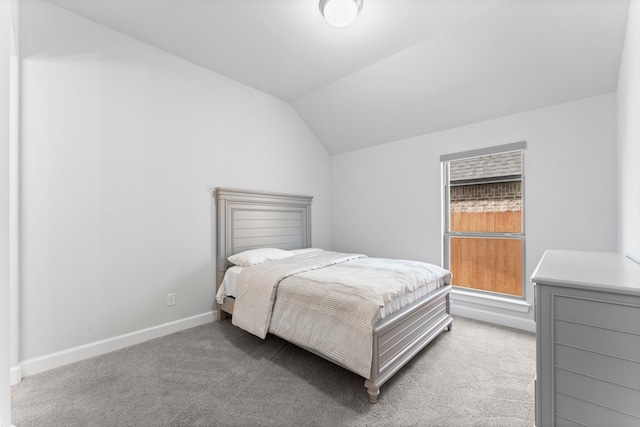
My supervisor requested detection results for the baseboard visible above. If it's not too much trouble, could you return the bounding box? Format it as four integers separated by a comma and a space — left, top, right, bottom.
19, 311, 215, 379
451, 304, 536, 332
9, 365, 21, 385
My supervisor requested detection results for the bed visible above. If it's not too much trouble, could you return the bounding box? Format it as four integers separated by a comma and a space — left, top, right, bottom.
215, 187, 453, 403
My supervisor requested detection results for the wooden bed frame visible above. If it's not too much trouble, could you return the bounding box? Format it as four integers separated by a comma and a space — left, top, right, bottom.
215, 187, 453, 403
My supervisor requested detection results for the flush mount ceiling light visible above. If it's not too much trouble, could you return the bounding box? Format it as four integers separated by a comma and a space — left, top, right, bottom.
319, 0, 363, 27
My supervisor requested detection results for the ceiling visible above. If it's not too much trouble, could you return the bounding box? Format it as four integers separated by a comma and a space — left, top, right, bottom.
44, 0, 630, 155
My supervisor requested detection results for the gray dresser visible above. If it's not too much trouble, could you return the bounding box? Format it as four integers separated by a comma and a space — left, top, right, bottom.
531, 250, 640, 427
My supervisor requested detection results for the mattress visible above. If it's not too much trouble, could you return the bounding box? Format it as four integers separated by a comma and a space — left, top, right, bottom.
216, 257, 448, 320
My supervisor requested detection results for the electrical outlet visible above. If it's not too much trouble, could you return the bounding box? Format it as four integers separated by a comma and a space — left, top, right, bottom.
167, 293, 176, 307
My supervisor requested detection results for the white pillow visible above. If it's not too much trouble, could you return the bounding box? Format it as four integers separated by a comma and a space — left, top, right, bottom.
228, 248, 294, 266
289, 248, 324, 255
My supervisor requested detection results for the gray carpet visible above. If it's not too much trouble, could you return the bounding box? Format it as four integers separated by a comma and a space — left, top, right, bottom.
11, 316, 535, 426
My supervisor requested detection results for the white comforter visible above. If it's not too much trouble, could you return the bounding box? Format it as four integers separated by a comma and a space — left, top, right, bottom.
231, 250, 451, 378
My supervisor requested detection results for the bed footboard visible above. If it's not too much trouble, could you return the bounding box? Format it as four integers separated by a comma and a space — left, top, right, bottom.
365, 284, 452, 403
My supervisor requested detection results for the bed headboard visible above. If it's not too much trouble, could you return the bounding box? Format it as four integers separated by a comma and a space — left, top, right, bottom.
215, 187, 313, 290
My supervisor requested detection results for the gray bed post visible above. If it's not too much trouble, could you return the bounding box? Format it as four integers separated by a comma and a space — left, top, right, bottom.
215, 189, 228, 321
364, 380, 380, 404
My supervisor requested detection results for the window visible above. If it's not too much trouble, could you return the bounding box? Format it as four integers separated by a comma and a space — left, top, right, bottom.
442, 143, 525, 298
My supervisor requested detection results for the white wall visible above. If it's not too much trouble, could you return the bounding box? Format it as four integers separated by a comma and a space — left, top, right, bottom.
1, 0, 13, 424
331, 93, 618, 328
618, 0, 640, 263
18, 0, 331, 371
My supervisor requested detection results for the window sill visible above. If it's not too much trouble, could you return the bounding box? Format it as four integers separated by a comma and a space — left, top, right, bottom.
451, 288, 532, 314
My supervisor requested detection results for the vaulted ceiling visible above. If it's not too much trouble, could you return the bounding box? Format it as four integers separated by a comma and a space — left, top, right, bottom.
44, 0, 630, 155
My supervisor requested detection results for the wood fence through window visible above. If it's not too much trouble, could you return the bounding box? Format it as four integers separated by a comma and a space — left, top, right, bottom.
449, 210, 522, 296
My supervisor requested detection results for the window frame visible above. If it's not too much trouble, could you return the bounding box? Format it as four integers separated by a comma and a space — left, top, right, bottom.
442, 142, 527, 300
